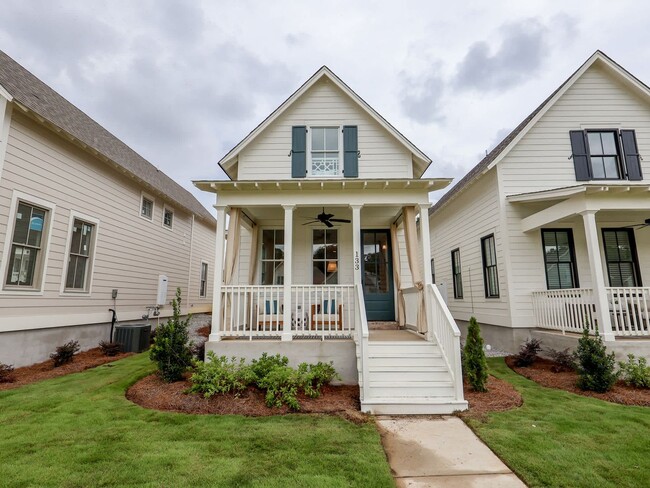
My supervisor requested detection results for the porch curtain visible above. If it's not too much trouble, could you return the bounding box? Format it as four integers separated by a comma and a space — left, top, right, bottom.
390, 223, 406, 327
248, 222, 259, 285
403, 206, 427, 334
224, 207, 242, 286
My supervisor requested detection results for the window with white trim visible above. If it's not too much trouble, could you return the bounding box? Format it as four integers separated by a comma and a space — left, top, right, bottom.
5, 201, 49, 289
65, 218, 96, 291
163, 207, 173, 229
481, 234, 499, 298
451, 248, 463, 299
310, 127, 340, 176
260, 229, 284, 285
200, 262, 208, 297
141, 194, 153, 220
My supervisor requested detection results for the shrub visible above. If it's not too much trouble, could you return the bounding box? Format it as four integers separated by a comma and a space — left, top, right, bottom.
575, 328, 618, 392
618, 354, 650, 389
188, 352, 255, 398
98, 341, 122, 357
258, 365, 303, 411
514, 338, 542, 367
149, 288, 193, 382
463, 317, 488, 392
546, 348, 576, 373
0, 362, 15, 383
50, 340, 80, 367
250, 353, 289, 382
299, 361, 339, 398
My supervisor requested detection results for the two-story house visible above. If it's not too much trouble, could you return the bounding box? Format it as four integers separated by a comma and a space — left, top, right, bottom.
0, 51, 216, 367
195, 67, 467, 414
429, 51, 650, 359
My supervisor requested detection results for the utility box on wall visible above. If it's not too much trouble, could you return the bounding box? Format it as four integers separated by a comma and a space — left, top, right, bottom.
157, 275, 168, 306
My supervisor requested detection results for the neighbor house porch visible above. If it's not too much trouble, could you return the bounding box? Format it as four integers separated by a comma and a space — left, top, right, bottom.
194, 178, 467, 413
510, 184, 650, 341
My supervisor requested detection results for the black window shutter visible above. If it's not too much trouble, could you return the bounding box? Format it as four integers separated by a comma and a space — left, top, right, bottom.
569, 130, 591, 181
343, 125, 358, 178
620, 130, 643, 181
291, 126, 307, 178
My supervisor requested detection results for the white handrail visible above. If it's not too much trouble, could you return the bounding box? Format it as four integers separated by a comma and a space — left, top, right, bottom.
355, 283, 370, 402
606, 287, 650, 336
426, 284, 463, 402
532, 289, 597, 334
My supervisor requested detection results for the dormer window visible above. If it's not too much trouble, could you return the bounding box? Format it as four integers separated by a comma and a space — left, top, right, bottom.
587, 131, 621, 179
569, 129, 643, 181
310, 127, 340, 177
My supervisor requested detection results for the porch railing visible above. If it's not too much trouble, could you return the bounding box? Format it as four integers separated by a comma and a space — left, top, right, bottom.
607, 287, 650, 336
217, 285, 354, 339
532, 289, 597, 334
354, 283, 370, 402
425, 284, 464, 402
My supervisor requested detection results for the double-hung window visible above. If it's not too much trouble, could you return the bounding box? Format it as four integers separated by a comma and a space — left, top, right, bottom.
451, 248, 463, 299
569, 129, 643, 181
65, 218, 96, 292
5, 201, 49, 289
163, 207, 173, 229
481, 234, 499, 298
587, 131, 621, 179
310, 127, 340, 177
260, 229, 284, 285
602, 229, 641, 287
200, 262, 208, 297
542, 229, 579, 289
312, 229, 338, 284
141, 194, 153, 220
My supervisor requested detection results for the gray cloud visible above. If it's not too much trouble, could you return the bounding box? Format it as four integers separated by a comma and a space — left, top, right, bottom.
399, 65, 445, 124
454, 18, 548, 91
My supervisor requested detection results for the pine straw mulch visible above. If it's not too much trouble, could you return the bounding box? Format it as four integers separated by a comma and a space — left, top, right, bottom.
505, 356, 650, 407
459, 375, 523, 420
126, 373, 369, 424
0, 348, 133, 391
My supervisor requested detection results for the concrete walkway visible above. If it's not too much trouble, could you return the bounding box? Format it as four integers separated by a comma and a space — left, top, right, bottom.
377, 416, 526, 487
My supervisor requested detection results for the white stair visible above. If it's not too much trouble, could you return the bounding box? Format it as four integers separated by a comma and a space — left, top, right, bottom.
360, 341, 467, 415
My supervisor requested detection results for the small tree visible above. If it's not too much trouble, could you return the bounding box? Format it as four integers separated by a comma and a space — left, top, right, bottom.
575, 328, 618, 392
150, 288, 193, 382
463, 316, 488, 392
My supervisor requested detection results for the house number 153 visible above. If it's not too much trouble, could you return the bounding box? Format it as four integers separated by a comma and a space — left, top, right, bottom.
354, 251, 360, 271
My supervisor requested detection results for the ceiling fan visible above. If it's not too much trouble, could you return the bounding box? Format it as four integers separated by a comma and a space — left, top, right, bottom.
302, 208, 351, 228
624, 218, 650, 230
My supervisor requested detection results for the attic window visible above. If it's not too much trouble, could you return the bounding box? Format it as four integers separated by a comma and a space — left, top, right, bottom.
310, 127, 340, 176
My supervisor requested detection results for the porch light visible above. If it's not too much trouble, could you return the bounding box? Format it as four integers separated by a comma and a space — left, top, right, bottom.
327, 262, 337, 272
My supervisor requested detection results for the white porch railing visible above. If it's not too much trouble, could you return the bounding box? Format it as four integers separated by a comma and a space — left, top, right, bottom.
607, 287, 650, 336
217, 285, 354, 339
532, 288, 597, 334
425, 284, 464, 402
354, 283, 370, 402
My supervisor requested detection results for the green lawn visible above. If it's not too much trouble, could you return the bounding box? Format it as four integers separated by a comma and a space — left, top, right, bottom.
0, 354, 393, 488
468, 358, 650, 488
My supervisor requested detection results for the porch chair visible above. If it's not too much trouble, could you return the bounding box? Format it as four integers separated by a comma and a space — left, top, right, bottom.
310, 299, 343, 330
256, 299, 283, 331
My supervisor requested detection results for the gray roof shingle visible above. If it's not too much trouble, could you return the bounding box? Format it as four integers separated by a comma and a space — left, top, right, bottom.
0, 50, 214, 224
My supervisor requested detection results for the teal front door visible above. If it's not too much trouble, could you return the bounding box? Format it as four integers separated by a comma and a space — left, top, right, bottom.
361, 230, 395, 321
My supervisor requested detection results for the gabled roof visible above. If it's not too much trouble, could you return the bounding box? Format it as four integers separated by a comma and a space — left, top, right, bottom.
218, 66, 432, 179
0, 50, 215, 225
429, 50, 650, 217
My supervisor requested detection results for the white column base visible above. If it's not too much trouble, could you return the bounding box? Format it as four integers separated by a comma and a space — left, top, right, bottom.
281, 332, 293, 342
602, 332, 616, 342
209, 333, 222, 342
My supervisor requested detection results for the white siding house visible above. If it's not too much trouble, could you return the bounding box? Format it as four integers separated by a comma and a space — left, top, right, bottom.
430, 51, 650, 358
0, 51, 216, 367
195, 67, 467, 414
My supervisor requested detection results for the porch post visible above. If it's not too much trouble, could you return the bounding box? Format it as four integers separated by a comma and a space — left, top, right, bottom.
580, 210, 615, 341
419, 203, 435, 341
350, 205, 363, 286
210, 204, 228, 342
282, 204, 295, 341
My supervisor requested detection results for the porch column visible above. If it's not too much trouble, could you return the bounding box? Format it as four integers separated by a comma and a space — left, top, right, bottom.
350, 205, 363, 286
581, 210, 615, 341
282, 205, 295, 341
209, 204, 228, 342
419, 203, 435, 341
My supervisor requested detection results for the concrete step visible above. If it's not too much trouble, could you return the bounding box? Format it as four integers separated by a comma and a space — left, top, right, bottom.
361, 398, 468, 415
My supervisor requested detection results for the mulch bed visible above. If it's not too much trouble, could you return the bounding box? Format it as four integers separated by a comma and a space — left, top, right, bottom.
506, 356, 650, 407
196, 325, 210, 338
0, 348, 133, 391
460, 375, 523, 420
126, 374, 368, 423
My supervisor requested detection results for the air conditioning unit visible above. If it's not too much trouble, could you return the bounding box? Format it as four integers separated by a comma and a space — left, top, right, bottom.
114, 324, 151, 353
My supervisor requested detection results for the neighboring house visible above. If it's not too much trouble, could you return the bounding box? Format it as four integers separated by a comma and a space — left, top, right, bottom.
195, 67, 467, 414
0, 51, 216, 367
430, 51, 650, 359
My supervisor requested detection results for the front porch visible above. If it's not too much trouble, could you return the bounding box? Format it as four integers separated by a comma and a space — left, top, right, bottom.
195, 178, 467, 413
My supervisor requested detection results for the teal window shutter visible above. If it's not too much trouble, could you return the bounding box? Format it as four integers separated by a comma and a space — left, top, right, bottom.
343, 125, 358, 178
291, 126, 307, 178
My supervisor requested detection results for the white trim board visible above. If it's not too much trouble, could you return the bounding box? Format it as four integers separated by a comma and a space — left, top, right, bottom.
58, 210, 101, 296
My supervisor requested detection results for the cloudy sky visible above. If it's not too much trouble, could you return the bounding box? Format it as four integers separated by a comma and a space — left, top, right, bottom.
1, 1, 649, 213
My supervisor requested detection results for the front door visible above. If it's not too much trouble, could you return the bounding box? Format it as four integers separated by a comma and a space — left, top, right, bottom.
361, 230, 395, 321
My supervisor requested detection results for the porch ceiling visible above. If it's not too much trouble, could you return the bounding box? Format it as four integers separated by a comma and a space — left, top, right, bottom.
243, 204, 403, 227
